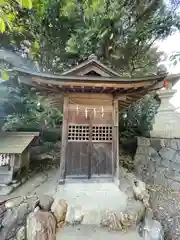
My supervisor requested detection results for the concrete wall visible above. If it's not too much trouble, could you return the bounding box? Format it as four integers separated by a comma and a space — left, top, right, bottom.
134, 137, 180, 191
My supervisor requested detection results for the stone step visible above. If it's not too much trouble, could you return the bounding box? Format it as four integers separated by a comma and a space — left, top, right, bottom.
54, 182, 128, 225
56, 225, 142, 240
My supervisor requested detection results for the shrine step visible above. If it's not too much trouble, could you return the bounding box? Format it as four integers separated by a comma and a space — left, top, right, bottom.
56, 225, 142, 240
54, 182, 128, 225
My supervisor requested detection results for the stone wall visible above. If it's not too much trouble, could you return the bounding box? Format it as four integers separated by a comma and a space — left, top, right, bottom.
134, 137, 180, 191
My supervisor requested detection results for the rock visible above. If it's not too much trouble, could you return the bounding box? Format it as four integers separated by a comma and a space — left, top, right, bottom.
51, 199, 67, 223
101, 211, 122, 231
122, 199, 145, 229
5, 200, 16, 209
142, 220, 164, 240
100, 199, 145, 232
21, 177, 27, 184
159, 147, 176, 161
5, 197, 23, 209
12, 181, 21, 189
1, 208, 18, 239
2, 208, 18, 227
66, 206, 84, 225
39, 195, 54, 211
133, 180, 149, 207
17, 202, 29, 225
34, 206, 40, 212
16, 226, 25, 240
25, 196, 39, 212
142, 208, 164, 240
35, 153, 55, 161
26, 211, 56, 240
12, 179, 18, 184
0, 185, 14, 196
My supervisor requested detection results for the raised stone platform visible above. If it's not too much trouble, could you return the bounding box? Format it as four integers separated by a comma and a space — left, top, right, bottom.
54, 182, 128, 225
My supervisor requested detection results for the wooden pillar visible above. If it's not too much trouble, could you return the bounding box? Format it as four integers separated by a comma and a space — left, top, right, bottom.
59, 95, 68, 184
112, 98, 119, 185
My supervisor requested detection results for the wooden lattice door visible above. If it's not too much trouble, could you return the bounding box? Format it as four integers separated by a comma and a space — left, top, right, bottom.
65, 98, 113, 179
91, 125, 112, 176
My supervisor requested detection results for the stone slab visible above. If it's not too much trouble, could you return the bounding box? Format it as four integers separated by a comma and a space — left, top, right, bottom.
56, 225, 142, 240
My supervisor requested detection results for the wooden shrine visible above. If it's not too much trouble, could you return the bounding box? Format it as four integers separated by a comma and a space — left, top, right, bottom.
16, 55, 180, 184
0, 132, 39, 184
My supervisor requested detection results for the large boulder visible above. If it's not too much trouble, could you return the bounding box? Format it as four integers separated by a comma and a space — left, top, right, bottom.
133, 180, 150, 207
1, 201, 31, 240
38, 195, 54, 211
26, 211, 56, 240
51, 199, 67, 224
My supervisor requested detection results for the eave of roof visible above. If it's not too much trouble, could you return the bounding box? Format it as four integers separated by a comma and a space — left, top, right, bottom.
15, 67, 176, 83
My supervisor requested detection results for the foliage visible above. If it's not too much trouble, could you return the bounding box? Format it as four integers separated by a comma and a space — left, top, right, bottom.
119, 93, 161, 138
0, 0, 32, 33
0, 0, 179, 76
0, 0, 179, 141
169, 51, 180, 65
1, 79, 63, 141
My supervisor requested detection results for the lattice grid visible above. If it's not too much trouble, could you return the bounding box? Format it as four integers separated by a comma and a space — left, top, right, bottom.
68, 125, 89, 141
68, 124, 112, 142
92, 125, 112, 141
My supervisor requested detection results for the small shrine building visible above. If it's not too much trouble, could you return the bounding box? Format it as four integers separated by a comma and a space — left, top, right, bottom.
16, 55, 180, 184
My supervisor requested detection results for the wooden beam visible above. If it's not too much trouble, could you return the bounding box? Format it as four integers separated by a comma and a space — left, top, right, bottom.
112, 98, 119, 185
119, 101, 130, 107
59, 95, 69, 184
114, 95, 127, 101
100, 87, 106, 93
32, 77, 155, 89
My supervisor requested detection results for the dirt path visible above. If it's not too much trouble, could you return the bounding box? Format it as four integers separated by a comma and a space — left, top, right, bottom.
0, 168, 59, 203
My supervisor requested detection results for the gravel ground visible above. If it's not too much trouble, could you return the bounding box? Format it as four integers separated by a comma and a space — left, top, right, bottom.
149, 184, 180, 240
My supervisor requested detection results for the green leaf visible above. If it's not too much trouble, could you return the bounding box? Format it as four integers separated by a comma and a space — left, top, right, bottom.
6, 13, 16, 23
1, 71, 9, 80
0, 17, 5, 33
17, 0, 32, 9
0, 0, 6, 6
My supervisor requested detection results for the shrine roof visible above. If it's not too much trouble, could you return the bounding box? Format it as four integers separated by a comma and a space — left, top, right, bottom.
14, 56, 180, 111
16, 66, 170, 83
0, 132, 39, 154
